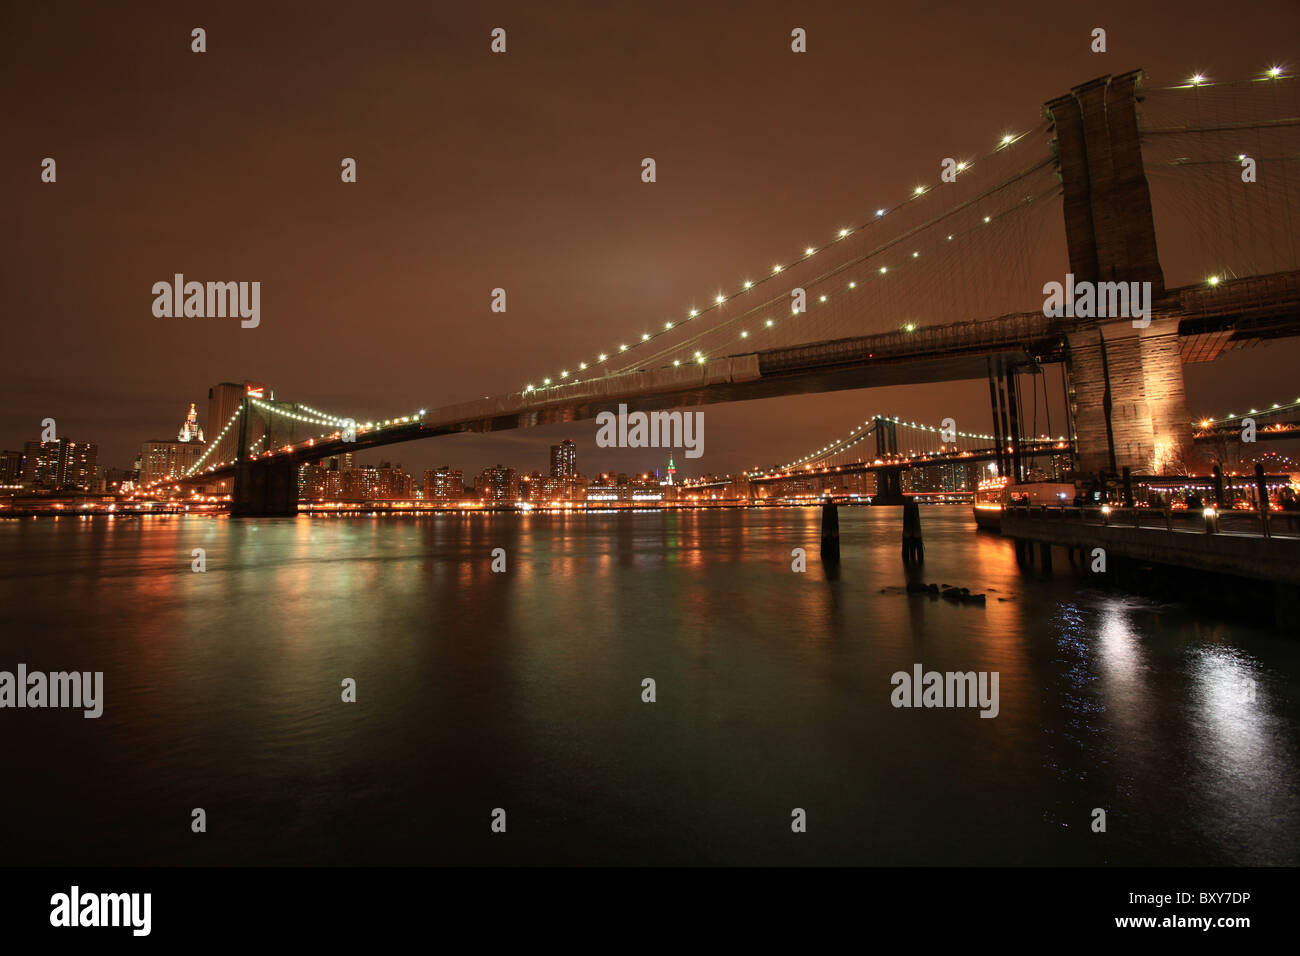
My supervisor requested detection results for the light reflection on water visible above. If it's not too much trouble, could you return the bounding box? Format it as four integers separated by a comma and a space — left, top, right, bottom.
0, 509, 1296, 865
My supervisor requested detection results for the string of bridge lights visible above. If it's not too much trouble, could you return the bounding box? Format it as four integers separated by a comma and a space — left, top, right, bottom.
183, 408, 244, 477
519, 126, 1039, 398
1162, 65, 1289, 89
775, 416, 1069, 473
175, 398, 437, 483
1194, 397, 1300, 427
248, 398, 429, 438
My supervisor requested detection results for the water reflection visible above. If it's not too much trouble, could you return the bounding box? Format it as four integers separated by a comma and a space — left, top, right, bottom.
0, 509, 1296, 865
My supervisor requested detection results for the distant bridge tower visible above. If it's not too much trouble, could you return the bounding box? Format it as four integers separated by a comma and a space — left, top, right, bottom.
1046, 70, 1196, 475
874, 416, 898, 458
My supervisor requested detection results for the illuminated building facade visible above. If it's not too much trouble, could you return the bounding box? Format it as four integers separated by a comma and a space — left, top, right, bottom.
21, 439, 98, 491
550, 440, 576, 478
423, 466, 464, 500
477, 465, 518, 502
139, 439, 206, 487
341, 462, 413, 501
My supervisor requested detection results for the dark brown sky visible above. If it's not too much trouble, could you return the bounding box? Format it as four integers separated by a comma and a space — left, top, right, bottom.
3, 0, 1298, 478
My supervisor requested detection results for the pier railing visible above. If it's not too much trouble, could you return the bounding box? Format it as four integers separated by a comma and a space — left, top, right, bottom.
1003, 503, 1300, 540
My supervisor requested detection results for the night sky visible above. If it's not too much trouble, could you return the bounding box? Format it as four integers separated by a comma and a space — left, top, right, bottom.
3, 1, 1298, 479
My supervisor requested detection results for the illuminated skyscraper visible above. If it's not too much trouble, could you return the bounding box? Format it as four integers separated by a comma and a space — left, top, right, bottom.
177, 403, 205, 443
22, 439, 98, 490
550, 439, 576, 478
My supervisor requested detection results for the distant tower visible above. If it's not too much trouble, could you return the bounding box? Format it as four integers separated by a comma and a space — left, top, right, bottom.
666, 456, 677, 486
178, 402, 205, 443
550, 439, 576, 477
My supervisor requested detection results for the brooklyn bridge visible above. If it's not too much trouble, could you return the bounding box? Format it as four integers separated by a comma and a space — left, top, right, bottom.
141, 69, 1298, 518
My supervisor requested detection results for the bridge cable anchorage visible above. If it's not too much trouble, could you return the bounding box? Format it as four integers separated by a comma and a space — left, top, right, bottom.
520, 119, 1048, 396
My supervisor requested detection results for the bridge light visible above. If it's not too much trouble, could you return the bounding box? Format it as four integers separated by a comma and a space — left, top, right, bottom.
664, 322, 673, 330
599, 353, 607, 361
560, 371, 569, 378
773, 265, 783, 273
805, 247, 815, 256
765, 319, 774, 327
876, 209, 885, 217
819, 295, 827, 302
673, 359, 681, 366
1190, 73, 1206, 85
957, 162, 968, 172
744, 281, 752, 289
740, 331, 749, 338
1000, 134, 1014, 146
947, 235, 953, 240
689, 309, 698, 317
543, 378, 551, 386
839, 228, 849, 237
1207, 275, 1220, 286
983, 215, 991, 223
696, 355, 706, 364
849, 281, 856, 289
716, 294, 725, 304
1268, 65, 1284, 78
880, 266, 887, 274
912, 251, 919, 258
913, 185, 925, 195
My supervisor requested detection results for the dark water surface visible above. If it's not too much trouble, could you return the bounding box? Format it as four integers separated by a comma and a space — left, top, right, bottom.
1, 508, 1297, 865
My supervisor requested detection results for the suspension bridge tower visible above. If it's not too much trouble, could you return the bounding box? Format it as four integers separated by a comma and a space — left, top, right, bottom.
1046, 70, 1197, 476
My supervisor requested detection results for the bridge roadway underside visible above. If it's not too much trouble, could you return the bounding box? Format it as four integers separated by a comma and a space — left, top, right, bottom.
225, 313, 1065, 483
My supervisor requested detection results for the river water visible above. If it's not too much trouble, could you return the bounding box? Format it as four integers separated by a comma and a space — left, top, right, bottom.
1, 508, 1296, 865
